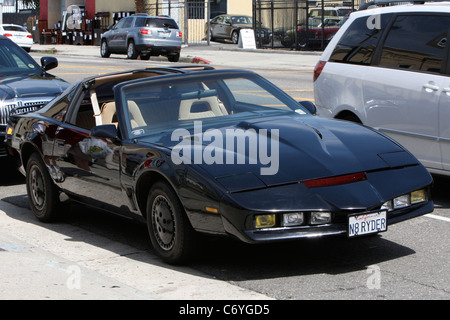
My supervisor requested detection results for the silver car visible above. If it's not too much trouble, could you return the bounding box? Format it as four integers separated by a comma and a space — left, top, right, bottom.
101, 14, 182, 62
314, 2, 450, 177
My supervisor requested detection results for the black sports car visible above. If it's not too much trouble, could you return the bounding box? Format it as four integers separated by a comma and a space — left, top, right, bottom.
0, 35, 69, 157
7, 66, 433, 264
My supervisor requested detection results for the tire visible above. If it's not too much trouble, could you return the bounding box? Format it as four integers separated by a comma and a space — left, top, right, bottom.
231, 30, 239, 44
167, 53, 180, 62
209, 29, 215, 42
26, 153, 61, 222
100, 40, 111, 58
146, 182, 197, 264
127, 40, 138, 59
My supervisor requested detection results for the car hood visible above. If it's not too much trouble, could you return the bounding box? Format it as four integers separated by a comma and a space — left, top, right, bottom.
139, 114, 419, 192
0, 74, 68, 100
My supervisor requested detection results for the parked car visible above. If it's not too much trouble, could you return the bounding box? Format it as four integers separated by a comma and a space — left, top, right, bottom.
101, 13, 182, 62
0, 35, 68, 159
7, 66, 433, 264
281, 17, 344, 49
314, 2, 450, 177
0, 24, 33, 52
309, 7, 353, 19
207, 14, 271, 44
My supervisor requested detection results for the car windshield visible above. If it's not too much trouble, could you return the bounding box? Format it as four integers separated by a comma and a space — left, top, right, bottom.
120, 72, 307, 137
0, 39, 40, 76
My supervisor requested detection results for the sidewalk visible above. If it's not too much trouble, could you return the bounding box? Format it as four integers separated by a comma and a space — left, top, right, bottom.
30, 42, 321, 70
0, 199, 272, 300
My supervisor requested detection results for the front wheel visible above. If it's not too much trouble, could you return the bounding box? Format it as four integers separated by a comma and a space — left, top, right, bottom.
26, 153, 61, 222
231, 30, 239, 44
146, 182, 197, 264
100, 40, 111, 58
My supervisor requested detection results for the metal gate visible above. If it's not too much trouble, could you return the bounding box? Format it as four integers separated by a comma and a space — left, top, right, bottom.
146, 0, 210, 45
253, 0, 355, 50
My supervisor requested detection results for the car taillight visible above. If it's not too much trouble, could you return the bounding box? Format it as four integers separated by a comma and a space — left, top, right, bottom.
176, 31, 182, 37
27, 35, 33, 38
313, 60, 326, 82
140, 29, 151, 35
3, 33, 13, 37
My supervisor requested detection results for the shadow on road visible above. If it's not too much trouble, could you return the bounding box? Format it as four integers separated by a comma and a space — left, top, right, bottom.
2, 192, 416, 283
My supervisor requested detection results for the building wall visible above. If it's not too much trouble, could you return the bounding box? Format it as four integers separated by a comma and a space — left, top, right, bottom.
95, 0, 135, 14
228, 0, 252, 15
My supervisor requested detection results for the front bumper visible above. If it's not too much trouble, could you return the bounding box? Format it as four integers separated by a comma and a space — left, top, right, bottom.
240, 201, 433, 243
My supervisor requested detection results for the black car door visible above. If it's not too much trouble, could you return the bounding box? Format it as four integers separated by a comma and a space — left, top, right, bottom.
53, 88, 129, 213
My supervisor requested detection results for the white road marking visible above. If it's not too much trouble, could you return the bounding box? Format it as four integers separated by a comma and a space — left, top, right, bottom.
426, 214, 450, 223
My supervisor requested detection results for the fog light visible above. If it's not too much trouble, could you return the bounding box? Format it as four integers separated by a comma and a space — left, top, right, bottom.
411, 189, 426, 204
282, 212, 304, 227
394, 195, 410, 209
311, 212, 331, 225
255, 214, 276, 228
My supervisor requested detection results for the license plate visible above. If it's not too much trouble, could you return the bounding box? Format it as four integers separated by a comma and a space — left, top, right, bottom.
348, 210, 387, 237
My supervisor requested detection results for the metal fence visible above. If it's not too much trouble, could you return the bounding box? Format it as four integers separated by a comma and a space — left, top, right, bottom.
146, 0, 210, 45
253, 0, 355, 50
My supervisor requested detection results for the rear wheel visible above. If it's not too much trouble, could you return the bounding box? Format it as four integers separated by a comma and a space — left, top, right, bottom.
127, 40, 138, 59
26, 153, 61, 222
146, 182, 197, 264
167, 53, 180, 62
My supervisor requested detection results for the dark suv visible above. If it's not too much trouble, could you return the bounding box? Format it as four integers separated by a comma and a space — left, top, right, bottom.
101, 14, 182, 62
0, 36, 68, 158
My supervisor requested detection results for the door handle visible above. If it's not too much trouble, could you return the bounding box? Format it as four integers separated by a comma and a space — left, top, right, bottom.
443, 87, 450, 96
423, 82, 439, 93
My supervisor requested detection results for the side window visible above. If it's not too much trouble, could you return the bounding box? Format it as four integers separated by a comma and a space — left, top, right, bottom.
113, 19, 124, 30
134, 17, 145, 27
329, 14, 392, 65
379, 15, 450, 74
122, 17, 134, 28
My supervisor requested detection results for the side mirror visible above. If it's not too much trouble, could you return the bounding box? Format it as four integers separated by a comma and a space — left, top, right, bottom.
299, 101, 317, 115
90, 124, 119, 141
41, 56, 58, 72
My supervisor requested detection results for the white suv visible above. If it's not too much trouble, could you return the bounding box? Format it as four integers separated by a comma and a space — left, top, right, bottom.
314, 1, 450, 176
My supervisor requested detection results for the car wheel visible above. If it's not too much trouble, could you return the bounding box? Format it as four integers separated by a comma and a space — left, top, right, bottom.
146, 182, 197, 264
209, 29, 215, 42
127, 40, 138, 59
231, 30, 239, 44
167, 53, 180, 62
26, 153, 61, 222
100, 40, 111, 58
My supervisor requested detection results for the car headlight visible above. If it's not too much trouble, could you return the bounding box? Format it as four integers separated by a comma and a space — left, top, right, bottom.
255, 214, 276, 228
381, 189, 427, 211
282, 212, 304, 227
310, 212, 332, 225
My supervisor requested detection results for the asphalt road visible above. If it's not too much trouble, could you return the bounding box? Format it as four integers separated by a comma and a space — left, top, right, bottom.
1, 51, 449, 301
